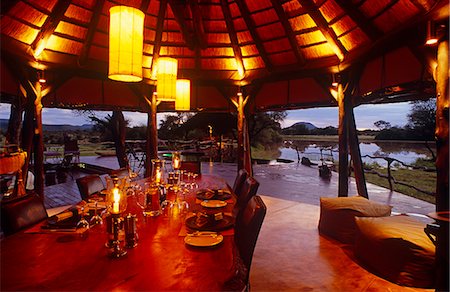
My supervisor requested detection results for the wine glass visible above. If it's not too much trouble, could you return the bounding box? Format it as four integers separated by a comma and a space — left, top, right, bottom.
89, 201, 103, 225
76, 206, 90, 230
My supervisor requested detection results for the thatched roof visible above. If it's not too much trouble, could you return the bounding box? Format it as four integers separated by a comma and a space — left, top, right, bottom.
1, 0, 448, 112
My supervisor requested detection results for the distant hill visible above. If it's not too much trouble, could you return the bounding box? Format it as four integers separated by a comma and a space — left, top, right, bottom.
0, 119, 93, 132
282, 122, 317, 135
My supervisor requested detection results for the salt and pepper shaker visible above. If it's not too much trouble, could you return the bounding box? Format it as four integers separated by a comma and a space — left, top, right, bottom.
124, 213, 138, 248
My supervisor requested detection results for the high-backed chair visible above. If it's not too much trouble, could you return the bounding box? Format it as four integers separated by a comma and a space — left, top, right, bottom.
76, 174, 105, 200
232, 169, 248, 197
64, 138, 80, 163
1, 193, 48, 235
233, 176, 259, 218
234, 195, 267, 289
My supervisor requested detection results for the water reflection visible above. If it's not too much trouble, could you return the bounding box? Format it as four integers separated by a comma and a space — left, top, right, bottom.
281, 140, 435, 165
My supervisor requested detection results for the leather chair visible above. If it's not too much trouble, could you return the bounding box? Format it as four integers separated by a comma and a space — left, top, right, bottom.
233, 176, 259, 218
1, 194, 48, 235
232, 169, 248, 197
234, 195, 267, 288
76, 174, 105, 200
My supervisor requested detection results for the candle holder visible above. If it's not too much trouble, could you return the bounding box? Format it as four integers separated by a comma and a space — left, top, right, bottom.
151, 159, 165, 185
109, 214, 127, 258
124, 213, 138, 248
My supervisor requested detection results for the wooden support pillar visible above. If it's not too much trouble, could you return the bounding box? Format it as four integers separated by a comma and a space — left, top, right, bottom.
111, 110, 128, 168
337, 84, 349, 197
6, 96, 23, 145
144, 93, 159, 177
33, 82, 45, 197
434, 37, 449, 292
348, 104, 368, 198
235, 93, 252, 175
242, 114, 252, 176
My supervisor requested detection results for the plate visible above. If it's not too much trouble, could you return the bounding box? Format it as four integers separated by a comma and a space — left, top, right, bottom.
185, 214, 234, 231
184, 233, 224, 247
201, 200, 227, 208
196, 189, 232, 201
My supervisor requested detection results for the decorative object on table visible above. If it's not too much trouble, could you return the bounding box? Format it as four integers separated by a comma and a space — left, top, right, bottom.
151, 159, 165, 185
105, 177, 128, 258
201, 200, 227, 208
196, 189, 232, 201
124, 213, 138, 248
76, 206, 90, 231
184, 231, 223, 247
185, 212, 234, 231
172, 151, 181, 171
137, 182, 162, 217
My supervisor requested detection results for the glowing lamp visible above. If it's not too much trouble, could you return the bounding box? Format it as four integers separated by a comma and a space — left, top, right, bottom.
106, 178, 128, 214
175, 79, 190, 111
108, 6, 144, 82
157, 57, 178, 101
425, 21, 438, 46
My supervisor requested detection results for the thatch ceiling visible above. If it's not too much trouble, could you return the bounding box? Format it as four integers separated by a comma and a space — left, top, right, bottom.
0, 0, 448, 112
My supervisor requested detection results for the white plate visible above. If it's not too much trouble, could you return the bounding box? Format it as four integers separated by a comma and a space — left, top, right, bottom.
184, 233, 224, 247
201, 200, 227, 208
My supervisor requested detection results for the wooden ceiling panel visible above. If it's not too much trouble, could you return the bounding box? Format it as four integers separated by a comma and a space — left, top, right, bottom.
178, 58, 195, 69
64, 4, 92, 23
282, 0, 304, 17
103, 80, 142, 109
330, 15, 356, 36
144, 28, 157, 42
1, 16, 39, 45
92, 31, 107, 46
88, 44, 108, 61
96, 14, 108, 33
72, 0, 96, 9
11, 1, 48, 27
244, 0, 272, 13
148, 0, 159, 14
143, 43, 154, 55
144, 14, 158, 27
301, 43, 335, 59
269, 51, 297, 65
201, 58, 237, 70
289, 14, 316, 31
243, 56, 265, 69
55, 21, 87, 40
26, 0, 57, 12
255, 81, 289, 107
160, 46, 194, 57
296, 30, 326, 46
241, 44, 259, 57
205, 33, 231, 44
201, 47, 234, 57
359, 0, 391, 19
236, 30, 253, 44
46, 35, 83, 55
54, 77, 103, 107
193, 85, 230, 110
256, 22, 285, 41
263, 38, 291, 53
384, 47, 423, 87
204, 20, 228, 32
232, 18, 247, 31
200, 4, 224, 19
339, 28, 368, 51
228, 2, 241, 18
289, 77, 330, 104
251, 9, 278, 26
359, 57, 383, 95
319, 0, 344, 23
374, 1, 420, 33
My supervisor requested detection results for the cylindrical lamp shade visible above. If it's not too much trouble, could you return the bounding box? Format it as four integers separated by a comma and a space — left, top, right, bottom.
175, 79, 190, 111
157, 57, 178, 101
109, 6, 144, 82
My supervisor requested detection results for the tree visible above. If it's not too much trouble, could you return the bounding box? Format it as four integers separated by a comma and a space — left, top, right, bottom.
407, 99, 436, 140
248, 111, 287, 149
374, 120, 391, 130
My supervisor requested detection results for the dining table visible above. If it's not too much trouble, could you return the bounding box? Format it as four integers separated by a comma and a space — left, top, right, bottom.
0, 174, 245, 291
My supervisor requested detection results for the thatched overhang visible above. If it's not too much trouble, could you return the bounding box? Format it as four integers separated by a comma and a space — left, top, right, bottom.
0, 0, 448, 113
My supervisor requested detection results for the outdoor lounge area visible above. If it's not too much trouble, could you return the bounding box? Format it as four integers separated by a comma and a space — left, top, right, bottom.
1, 0, 449, 291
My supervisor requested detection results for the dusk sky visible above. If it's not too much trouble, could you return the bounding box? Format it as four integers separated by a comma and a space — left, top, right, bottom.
0, 102, 412, 130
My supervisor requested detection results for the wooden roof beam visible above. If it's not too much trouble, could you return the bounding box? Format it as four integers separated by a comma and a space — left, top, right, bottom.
235, 0, 273, 71
168, 0, 195, 50
220, 0, 245, 79
78, 0, 104, 66
150, 0, 168, 79
140, 0, 151, 12
270, 0, 306, 66
333, 0, 382, 40
297, 0, 347, 61
189, 0, 207, 49
30, 0, 71, 59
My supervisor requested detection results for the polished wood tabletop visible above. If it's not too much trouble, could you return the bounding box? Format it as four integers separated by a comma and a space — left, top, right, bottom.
1, 175, 240, 291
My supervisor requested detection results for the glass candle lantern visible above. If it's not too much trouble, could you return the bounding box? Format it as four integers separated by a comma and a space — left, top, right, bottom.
172, 151, 181, 171
106, 178, 128, 215
151, 159, 165, 184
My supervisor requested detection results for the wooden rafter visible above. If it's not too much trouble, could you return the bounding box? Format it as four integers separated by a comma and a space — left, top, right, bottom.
235, 0, 273, 71
150, 0, 168, 78
168, 0, 195, 50
409, 0, 431, 11
189, 0, 207, 49
220, 0, 245, 78
140, 0, 151, 12
78, 0, 104, 66
333, 0, 382, 40
30, 0, 71, 58
297, 0, 347, 61
370, 0, 399, 21
269, 0, 306, 65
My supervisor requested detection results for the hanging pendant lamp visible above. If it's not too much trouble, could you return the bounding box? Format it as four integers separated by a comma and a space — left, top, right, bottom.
157, 57, 178, 101
108, 6, 144, 82
175, 79, 190, 111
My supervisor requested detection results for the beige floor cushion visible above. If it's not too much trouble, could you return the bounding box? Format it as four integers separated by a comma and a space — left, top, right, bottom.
355, 215, 435, 288
318, 196, 392, 243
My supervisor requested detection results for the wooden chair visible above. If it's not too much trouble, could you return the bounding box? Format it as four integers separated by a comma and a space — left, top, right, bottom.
232, 169, 249, 197
76, 174, 105, 200
64, 138, 80, 163
234, 195, 267, 289
0, 193, 48, 235
233, 176, 259, 218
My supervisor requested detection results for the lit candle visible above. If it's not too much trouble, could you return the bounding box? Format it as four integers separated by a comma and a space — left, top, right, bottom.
155, 167, 161, 184
173, 157, 180, 169
112, 187, 120, 214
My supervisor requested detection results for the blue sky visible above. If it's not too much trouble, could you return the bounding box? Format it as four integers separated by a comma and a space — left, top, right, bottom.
0, 102, 412, 130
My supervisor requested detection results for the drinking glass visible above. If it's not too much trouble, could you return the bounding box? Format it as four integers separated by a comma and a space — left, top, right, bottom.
89, 201, 103, 225
76, 206, 90, 230
136, 183, 161, 217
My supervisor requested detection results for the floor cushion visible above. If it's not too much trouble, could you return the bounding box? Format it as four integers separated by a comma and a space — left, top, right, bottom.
354, 215, 435, 288
318, 196, 392, 243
